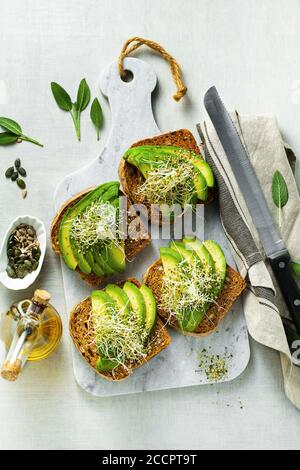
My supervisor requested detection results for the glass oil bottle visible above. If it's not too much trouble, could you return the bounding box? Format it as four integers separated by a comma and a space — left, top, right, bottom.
0, 289, 62, 381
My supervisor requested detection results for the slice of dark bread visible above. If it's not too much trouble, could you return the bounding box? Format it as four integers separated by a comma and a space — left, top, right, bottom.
118, 129, 214, 213
142, 259, 246, 337
69, 278, 171, 381
51, 189, 150, 286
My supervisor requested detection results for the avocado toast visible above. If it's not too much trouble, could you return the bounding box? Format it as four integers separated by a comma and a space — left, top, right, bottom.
51, 181, 150, 286
143, 237, 246, 337
118, 129, 214, 218
69, 278, 171, 381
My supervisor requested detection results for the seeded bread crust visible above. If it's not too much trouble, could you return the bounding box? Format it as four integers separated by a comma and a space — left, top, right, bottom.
69, 278, 171, 381
142, 259, 246, 337
118, 129, 214, 213
50, 189, 150, 287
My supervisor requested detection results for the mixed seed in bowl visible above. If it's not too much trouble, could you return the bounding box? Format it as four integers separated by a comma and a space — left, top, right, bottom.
6, 224, 41, 279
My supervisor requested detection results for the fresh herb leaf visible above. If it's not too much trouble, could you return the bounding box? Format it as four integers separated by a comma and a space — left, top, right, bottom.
0, 117, 22, 135
51, 82, 72, 111
291, 262, 300, 280
51, 79, 90, 141
272, 170, 289, 227
76, 79, 90, 112
90, 98, 103, 140
0, 117, 43, 147
0, 132, 18, 145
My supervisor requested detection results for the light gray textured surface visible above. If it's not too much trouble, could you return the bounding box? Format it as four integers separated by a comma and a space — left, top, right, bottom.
0, 0, 299, 450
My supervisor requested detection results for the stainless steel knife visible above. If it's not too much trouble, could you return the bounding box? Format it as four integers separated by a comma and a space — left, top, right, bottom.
204, 86, 300, 333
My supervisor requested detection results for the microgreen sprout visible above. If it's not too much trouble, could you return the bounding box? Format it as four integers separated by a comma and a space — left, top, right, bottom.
90, 302, 149, 368
70, 201, 119, 254
136, 155, 195, 206
160, 256, 222, 324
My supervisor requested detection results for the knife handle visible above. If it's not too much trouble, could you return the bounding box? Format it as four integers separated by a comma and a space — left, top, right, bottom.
269, 252, 300, 334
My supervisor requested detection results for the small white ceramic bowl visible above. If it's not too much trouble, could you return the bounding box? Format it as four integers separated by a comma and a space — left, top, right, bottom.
0, 215, 46, 290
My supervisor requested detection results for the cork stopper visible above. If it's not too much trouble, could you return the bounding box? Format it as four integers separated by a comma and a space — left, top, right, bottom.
33, 289, 51, 306
1, 359, 22, 381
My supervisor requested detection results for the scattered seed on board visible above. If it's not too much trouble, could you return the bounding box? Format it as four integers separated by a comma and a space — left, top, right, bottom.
15, 158, 21, 168
22, 189, 27, 199
5, 167, 14, 178
17, 178, 26, 189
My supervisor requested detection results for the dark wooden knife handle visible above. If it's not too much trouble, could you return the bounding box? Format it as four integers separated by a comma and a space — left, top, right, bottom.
269, 252, 300, 334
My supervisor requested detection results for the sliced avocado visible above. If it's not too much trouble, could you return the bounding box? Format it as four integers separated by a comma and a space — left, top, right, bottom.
203, 240, 227, 290
105, 284, 130, 316
91, 289, 116, 314
96, 356, 119, 372
123, 281, 146, 325
59, 181, 119, 270
85, 251, 105, 277
139, 284, 156, 333
192, 167, 208, 201
160, 247, 181, 276
70, 239, 91, 274
183, 236, 215, 271
94, 250, 115, 276
169, 241, 196, 264
102, 241, 126, 273
183, 308, 206, 332
191, 157, 214, 188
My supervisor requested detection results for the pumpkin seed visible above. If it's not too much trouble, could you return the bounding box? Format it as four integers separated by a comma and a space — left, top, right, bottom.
18, 167, 26, 177
22, 189, 27, 199
6, 266, 16, 278
5, 167, 14, 178
7, 248, 13, 256
17, 178, 26, 189
11, 171, 18, 181
24, 259, 32, 268
15, 158, 21, 168
32, 261, 38, 271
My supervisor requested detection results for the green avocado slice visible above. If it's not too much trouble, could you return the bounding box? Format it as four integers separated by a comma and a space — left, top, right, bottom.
169, 241, 197, 264
96, 357, 119, 372
182, 236, 215, 271
85, 251, 105, 277
203, 240, 226, 292
59, 181, 119, 270
123, 281, 146, 326
139, 284, 156, 333
93, 250, 115, 276
105, 284, 130, 316
102, 241, 126, 273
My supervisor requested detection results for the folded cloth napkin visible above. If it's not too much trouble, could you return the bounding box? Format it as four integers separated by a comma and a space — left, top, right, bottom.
197, 113, 300, 409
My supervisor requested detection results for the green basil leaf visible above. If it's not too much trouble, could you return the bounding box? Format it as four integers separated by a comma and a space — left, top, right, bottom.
0, 132, 19, 145
291, 262, 300, 279
90, 98, 103, 140
272, 170, 289, 208
51, 82, 72, 111
76, 78, 91, 112
0, 117, 22, 135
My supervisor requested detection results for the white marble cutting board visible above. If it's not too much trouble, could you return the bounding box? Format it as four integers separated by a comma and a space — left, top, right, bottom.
54, 58, 250, 396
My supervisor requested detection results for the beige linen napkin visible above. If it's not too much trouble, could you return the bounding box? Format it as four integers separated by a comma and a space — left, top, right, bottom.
197, 113, 300, 409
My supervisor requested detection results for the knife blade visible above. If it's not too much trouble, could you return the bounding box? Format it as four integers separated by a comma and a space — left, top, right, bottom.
204, 86, 300, 334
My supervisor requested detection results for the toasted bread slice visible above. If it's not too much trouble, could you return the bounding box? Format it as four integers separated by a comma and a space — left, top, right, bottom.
51, 189, 150, 286
142, 259, 246, 337
69, 278, 171, 381
118, 129, 214, 212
